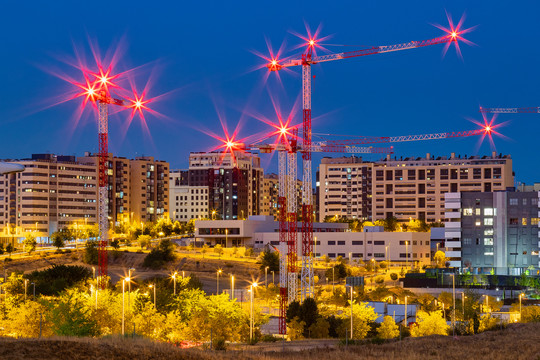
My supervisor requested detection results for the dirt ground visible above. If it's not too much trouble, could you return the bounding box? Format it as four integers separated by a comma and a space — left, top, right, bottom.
1, 250, 263, 294
1, 323, 539, 360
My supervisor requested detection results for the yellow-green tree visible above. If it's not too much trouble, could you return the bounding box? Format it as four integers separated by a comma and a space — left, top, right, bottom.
339, 302, 378, 339
23, 233, 37, 255
50, 289, 99, 336
434, 251, 447, 268
410, 310, 448, 337
1, 300, 52, 337
132, 302, 166, 339
287, 316, 305, 340
377, 315, 399, 339
308, 317, 330, 338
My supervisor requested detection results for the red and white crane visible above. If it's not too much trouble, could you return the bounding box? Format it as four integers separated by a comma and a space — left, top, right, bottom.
264, 21, 472, 309
66, 63, 152, 288
479, 106, 540, 114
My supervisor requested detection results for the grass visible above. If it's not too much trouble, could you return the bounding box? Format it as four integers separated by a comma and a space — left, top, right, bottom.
1, 323, 539, 360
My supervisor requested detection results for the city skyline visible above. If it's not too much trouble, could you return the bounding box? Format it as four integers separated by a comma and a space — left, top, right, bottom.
0, 1, 539, 185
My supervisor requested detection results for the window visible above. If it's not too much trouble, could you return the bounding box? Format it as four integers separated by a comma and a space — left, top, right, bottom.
374, 241, 385, 245
463, 208, 473, 216
523, 198, 528, 206
475, 220, 481, 226
328, 253, 336, 258
399, 241, 409, 245
352, 253, 363, 258
484, 229, 494, 236
532, 218, 539, 226
509, 198, 518, 205
522, 218, 528, 226
484, 208, 493, 216
327, 241, 336, 245
484, 218, 493, 226
352, 241, 363, 245
509, 218, 518, 225
337, 241, 346, 245
484, 238, 493, 246
463, 238, 472, 245
475, 208, 481, 215
374, 253, 385, 258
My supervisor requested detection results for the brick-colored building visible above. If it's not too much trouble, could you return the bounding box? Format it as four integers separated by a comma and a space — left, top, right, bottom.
317, 152, 514, 223
0, 154, 98, 243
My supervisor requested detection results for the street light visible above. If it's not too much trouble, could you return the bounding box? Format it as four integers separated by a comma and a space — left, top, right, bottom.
404, 295, 408, 328
128, 268, 135, 306
172, 272, 178, 295
31, 282, 36, 301
461, 292, 465, 319
250, 282, 258, 342
230, 275, 235, 301
265, 266, 269, 288
519, 293, 525, 321
405, 241, 409, 270
451, 273, 456, 337
212, 210, 216, 220
149, 284, 156, 309
217, 269, 222, 294
24, 279, 28, 301
92, 267, 96, 279
271, 270, 275, 285
346, 285, 354, 340
385, 246, 389, 271
122, 277, 130, 336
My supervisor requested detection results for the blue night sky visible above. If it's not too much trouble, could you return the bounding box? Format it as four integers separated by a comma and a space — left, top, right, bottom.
0, 1, 538, 184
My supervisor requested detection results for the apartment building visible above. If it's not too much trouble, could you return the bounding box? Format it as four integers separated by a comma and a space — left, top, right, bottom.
169, 170, 208, 221
444, 191, 539, 275
78, 154, 169, 225
182, 152, 264, 220
261, 173, 303, 219
317, 152, 514, 223
0, 154, 98, 243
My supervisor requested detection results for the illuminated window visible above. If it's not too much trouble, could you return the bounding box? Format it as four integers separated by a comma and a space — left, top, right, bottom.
484, 218, 493, 226
463, 208, 473, 216
532, 218, 539, 226
475, 208, 481, 215
484, 238, 493, 246
475, 220, 481, 226
484, 229, 494, 236
484, 208, 493, 216
522, 218, 528, 226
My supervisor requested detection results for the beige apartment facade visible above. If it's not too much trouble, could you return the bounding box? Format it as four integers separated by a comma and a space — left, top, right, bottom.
318, 152, 514, 223
0, 154, 98, 243
261, 173, 304, 220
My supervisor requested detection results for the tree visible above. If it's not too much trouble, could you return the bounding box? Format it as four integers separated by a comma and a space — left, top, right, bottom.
259, 250, 279, 272
132, 302, 166, 339
138, 234, 152, 250
201, 244, 209, 258
308, 317, 330, 338
83, 241, 99, 265
214, 244, 224, 258
1, 300, 52, 338
5, 243, 13, 257
143, 239, 176, 269
0, 242, 4, 255
51, 232, 65, 251
287, 317, 305, 340
384, 216, 399, 232
339, 302, 378, 339
434, 251, 447, 268
325, 262, 348, 280
50, 289, 99, 336
23, 233, 37, 255
390, 272, 398, 285
377, 316, 399, 339
410, 310, 449, 337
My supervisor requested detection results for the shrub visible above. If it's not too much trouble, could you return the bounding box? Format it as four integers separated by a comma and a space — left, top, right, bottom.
213, 338, 227, 350
83, 241, 99, 265
27, 265, 92, 296
259, 250, 279, 272
143, 239, 176, 269
390, 273, 398, 281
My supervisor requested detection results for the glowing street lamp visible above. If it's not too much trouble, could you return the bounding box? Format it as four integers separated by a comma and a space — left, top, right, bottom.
217, 269, 222, 294
250, 282, 258, 341
346, 285, 354, 340
122, 277, 130, 336
265, 266, 269, 288
230, 274, 235, 301
149, 284, 156, 309
519, 293, 525, 321
172, 272, 178, 295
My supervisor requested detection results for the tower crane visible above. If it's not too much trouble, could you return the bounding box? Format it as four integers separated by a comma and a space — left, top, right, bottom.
238, 120, 486, 335
479, 106, 540, 114
74, 70, 150, 288
264, 21, 472, 306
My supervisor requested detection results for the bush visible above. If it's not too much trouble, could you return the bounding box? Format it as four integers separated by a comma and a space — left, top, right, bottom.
261, 334, 280, 342
83, 241, 99, 265
390, 273, 398, 281
142, 239, 176, 269
27, 265, 92, 296
213, 338, 227, 350
259, 250, 279, 272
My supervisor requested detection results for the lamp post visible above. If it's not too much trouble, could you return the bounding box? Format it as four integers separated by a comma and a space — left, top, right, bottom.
265, 266, 269, 288
225, 228, 228, 247
404, 295, 408, 328
271, 271, 275, 285
32, 282, 35, 300
461, 292, 465, 319
212, 210, 216, 221
250, 282, 258, 342
332, 266, 335, 294
217, 269, 222, 294
405, 241, 409, 270
92, 267, 95, 279
172, 272, 178, 295
385, 246, 388, 271
346, 285, 353, 340
451, 274, 456, 336
122, 277, 130, 336
149, 284, 156, 309
128, 268, 135, 306
24, 279, 28, 301
519, 293, 524, 321
230, 275, 235, 301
